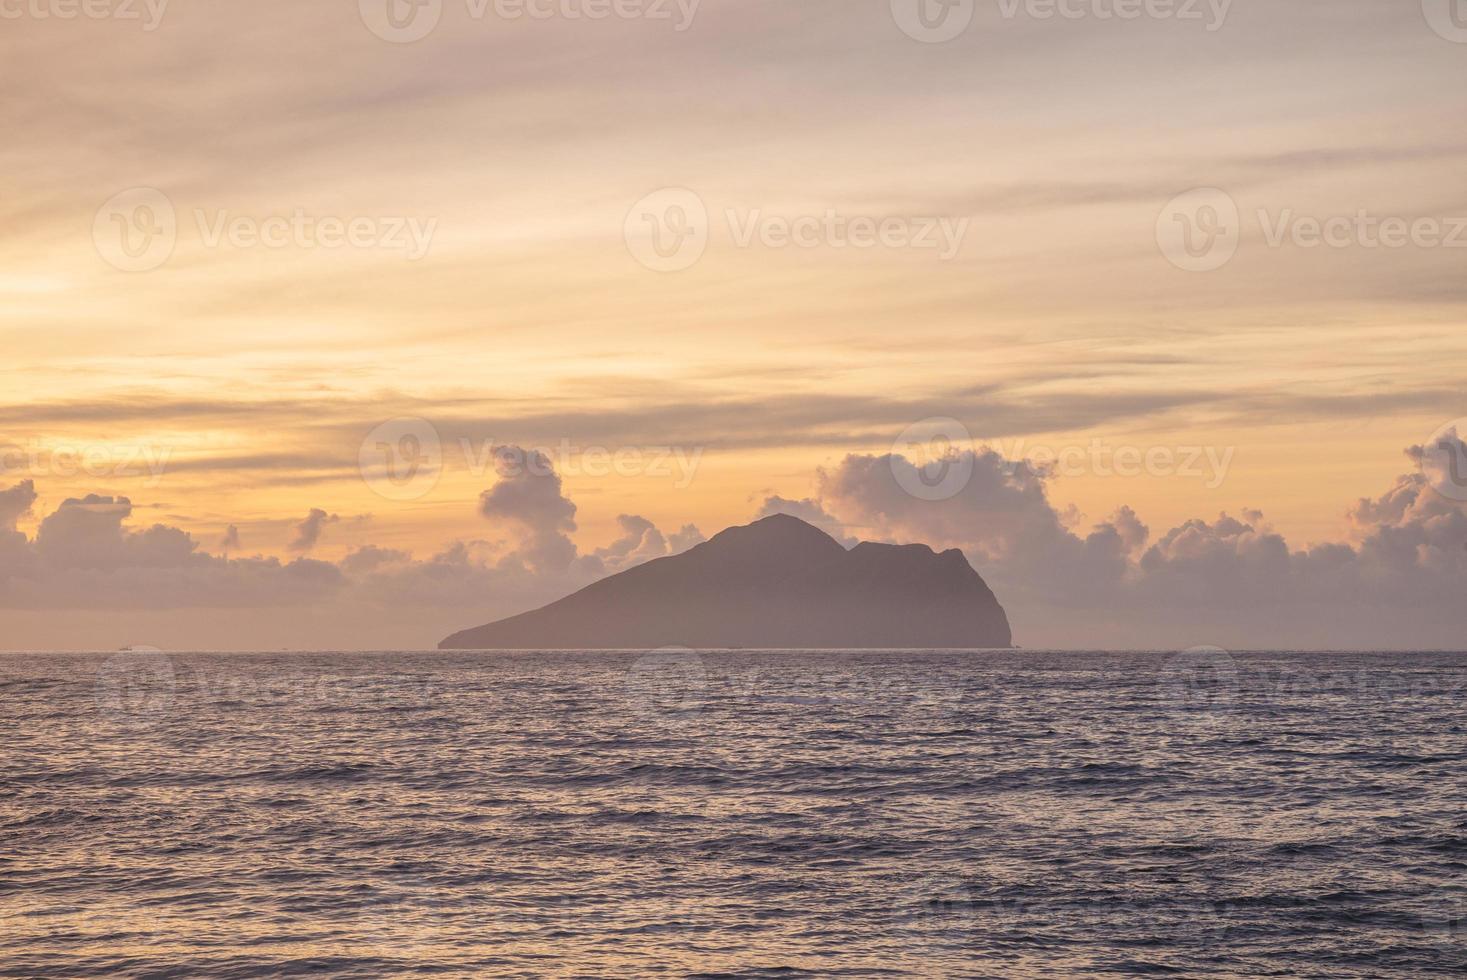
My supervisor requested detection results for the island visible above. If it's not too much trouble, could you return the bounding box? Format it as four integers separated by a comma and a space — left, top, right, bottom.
439, 513, 1013, 649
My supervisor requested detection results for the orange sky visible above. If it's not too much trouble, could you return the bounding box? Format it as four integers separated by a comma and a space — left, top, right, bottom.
1, 1, 1465, 649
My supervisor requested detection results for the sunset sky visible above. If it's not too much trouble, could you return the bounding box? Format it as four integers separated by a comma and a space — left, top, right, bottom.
2, 0, 1465, 649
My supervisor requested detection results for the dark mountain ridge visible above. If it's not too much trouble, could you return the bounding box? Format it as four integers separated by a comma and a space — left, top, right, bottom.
439, 513, 1013, 649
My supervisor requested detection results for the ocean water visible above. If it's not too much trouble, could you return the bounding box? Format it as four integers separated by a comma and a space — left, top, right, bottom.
2, 649, 1465, 978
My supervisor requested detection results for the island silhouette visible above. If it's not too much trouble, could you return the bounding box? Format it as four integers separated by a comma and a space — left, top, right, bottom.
440, 513, 1013, 649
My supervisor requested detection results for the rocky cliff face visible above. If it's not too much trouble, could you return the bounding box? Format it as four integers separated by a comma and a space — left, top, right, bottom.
439, 513, 1012, 649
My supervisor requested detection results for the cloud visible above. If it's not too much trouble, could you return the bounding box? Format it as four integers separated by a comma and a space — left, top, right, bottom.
34, 495, 196, 570
1107, 505, 1149, 556
477, 447, 580, 575
0, 489, 344, 613
1, 438, 1462, 650
806, 442, 1467, 649
0, 449, 710, 644
0, 479, 36, 528
593, 515, 668, 573
476, 447, 704, 577
14, 378, 1458, 469
667, 524, 706, 554
0, 478, 36, 571
288, 508, 339, 553
585, 515, 705, 571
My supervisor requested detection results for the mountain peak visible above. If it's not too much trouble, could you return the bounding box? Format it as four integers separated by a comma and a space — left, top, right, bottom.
715, 511, 830, 538
698, 512, 847, 561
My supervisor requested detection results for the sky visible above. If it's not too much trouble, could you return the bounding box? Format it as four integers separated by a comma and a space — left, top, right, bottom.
1, 0, 1465, 650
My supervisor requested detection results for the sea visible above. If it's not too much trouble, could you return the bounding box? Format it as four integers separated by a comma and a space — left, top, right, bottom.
2, 650, 1465, 978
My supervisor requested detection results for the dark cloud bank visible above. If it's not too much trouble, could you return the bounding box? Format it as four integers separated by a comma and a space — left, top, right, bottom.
1, 437, 1463, 651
